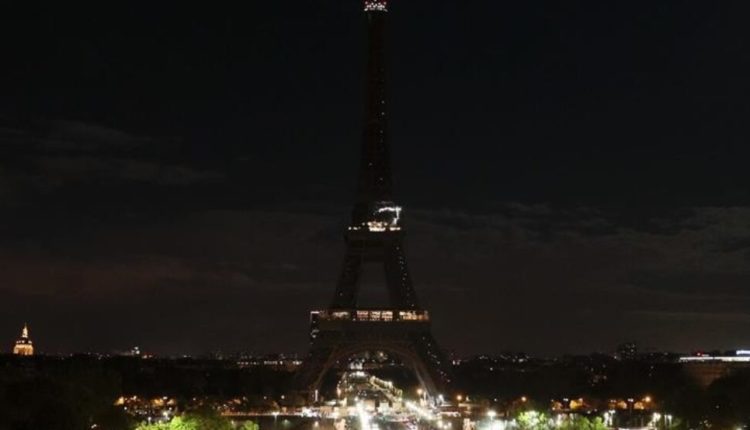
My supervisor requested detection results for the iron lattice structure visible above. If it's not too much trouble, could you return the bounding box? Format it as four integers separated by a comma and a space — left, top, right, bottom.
295, 1, 452, 399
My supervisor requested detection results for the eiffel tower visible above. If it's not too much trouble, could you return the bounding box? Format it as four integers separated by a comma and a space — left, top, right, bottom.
295, 0, 452, 400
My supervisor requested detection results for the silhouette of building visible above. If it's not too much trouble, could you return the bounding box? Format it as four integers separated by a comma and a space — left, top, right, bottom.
295, 0, 451, 399
679, 350, 750, 387
616, 341, 638, 360
12, 323, 34, 356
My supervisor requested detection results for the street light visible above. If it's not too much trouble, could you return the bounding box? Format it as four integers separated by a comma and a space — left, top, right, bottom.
652, 412, 662, 424
604, 410, 615, 427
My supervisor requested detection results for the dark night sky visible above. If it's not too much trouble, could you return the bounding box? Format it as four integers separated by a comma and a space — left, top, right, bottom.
1, 1, 749, 356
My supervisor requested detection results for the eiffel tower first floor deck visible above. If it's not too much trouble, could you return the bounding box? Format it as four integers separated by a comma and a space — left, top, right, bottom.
296, 307, 453, 401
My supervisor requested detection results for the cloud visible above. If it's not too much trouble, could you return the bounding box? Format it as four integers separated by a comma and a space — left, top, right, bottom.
0, 118, 155, 152
1, 198, 749, 355
401, 204, 750, 351
0, 118, 226, 208
37, 120, 158, 152
35, 155, 225, 186
631, 310, 750, 324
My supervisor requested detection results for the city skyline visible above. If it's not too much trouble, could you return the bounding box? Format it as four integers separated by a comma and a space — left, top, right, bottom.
2, 1, 750, 357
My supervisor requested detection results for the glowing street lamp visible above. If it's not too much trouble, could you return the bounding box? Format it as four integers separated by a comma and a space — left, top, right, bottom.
603, 410, 615, 427
652, 412, 662, 424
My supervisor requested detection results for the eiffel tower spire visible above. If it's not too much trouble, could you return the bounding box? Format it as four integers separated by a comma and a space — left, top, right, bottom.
355, 0, 391, 216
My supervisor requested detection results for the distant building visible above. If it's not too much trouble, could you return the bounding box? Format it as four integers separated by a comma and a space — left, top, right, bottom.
616, 342, 638, 360
679, 350, 750, 387
12, 323, 34, 356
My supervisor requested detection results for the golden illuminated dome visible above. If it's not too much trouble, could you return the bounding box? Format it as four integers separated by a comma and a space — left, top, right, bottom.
12, 323, 34, 356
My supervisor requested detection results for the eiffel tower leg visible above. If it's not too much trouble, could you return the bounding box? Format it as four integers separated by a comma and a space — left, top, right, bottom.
410, 333, 453, 393
384, 242, 419, 309
406, 351, 439, 396
331, 251, 363, 308
295, 343, 336, 401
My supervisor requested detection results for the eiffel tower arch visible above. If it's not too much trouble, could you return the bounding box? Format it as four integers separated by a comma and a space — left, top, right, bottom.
295, 0, 452, 400
296, 309, 451, 398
